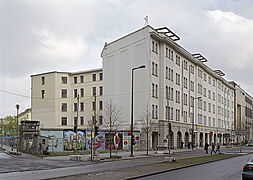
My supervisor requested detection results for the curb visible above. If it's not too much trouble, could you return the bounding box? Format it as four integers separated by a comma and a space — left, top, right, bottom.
126, 153, 244, 180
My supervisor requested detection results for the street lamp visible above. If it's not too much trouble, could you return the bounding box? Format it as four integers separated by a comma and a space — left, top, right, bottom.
16, 104, 19, 152
191, 97, 201, 150
131, 65, 145, 156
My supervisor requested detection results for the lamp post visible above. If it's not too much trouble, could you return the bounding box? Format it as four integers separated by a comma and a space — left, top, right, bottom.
1, 118, 3, 149
191, 97, 201, 150
16, 104, 19, 152
131, 65, 145, 156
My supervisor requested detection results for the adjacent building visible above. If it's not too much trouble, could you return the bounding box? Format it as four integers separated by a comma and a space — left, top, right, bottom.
230, 81, 253, 142
19, 108, 32, 121
102, 25, 235, 149
31, 69, 103, 151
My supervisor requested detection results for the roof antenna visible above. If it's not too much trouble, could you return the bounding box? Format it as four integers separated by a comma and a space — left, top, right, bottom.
144, 16, 149, 26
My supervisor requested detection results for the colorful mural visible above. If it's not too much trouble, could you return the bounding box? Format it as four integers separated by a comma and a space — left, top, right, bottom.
123, 132, 140, 150
86, 130, 105, 151
63, 130, 85, 151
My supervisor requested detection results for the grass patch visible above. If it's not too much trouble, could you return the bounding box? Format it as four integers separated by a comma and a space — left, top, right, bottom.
159, 153, 239, 167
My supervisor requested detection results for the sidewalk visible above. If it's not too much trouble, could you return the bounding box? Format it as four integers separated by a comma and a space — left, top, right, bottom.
42, 148, 196, 161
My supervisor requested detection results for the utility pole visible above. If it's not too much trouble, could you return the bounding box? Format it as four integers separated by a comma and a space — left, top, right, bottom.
0, 118, 2, 149
16, 104, 19, 152
167, 98, 170, 154
76, 94, 79, 153
93, 95, 97, 160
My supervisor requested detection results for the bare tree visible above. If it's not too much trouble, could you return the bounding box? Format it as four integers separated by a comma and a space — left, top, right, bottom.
103, 100, 122, 158
140, 106, 152, 155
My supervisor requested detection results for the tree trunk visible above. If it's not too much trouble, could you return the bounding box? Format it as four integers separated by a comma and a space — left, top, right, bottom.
146, 132, 148, 155
109, 131, 112, 158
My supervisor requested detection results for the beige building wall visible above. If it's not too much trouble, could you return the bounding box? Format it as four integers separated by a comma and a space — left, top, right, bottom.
19, 108, 32, 121
31, 69, 103, 130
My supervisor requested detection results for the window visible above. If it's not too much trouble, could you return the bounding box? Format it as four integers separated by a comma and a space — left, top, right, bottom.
80, 76, 84, 83
92, 101, 96, 111
74, 89, 78, 98
213, 118, 215, 127
204, 116, 207, 125
165, 47, 168, 57
213, 79, 216, 87
152, 105, 154, 118
92, 87, 96, 96
152, 41, 158, 53
155, 105, 158, 119
169, 68, 173, 81
208, 90, 211, 99
198, 114, 202, 124
208, 76, 211, 84
183, 60, 188, 70
152, 62, 158, 76
99, 101, 103, 110
184, 93, 188, 105
176, 91, 180, 103
213, 104, 215, 114
62, 89, 67, 98
99, 86, 103, 96
99, 116, 103, 125
80, 117, 84, 125
190, 81, 194, 92
213, 92, 215, 101
155, 43, 158, 53
152, 84, 158, 98
169, 87, 173, 101
183, 77, 188, 89
198, 69, 202, 78
41, 77, 45, 85
176, 55, 180, 66
74, 117, 77, 126
198, 84, 202, 94
61, 103, 67, 112
190, 65, 195, 74
80, 102, 84, 111
176, 73, 180, 85
155, 85, 158, 98
92, 74, 96, 81
169, 49, 173, 60
62, 77, 67, 84
204, 73, 207, 81
99, 73, 103, 81
208, 103, 211, 112
166, 66, 168, 79
74, 76, 77, 84
155, 64, 158, 76
41, 90, 45, 99
203, 101, 207, 111
198, 98, 202, 109
203, 88, 206, 97
74, 103, 78, 111
80, 88, 84, 97
61, 117, 67, 125
176, 109, 180, 121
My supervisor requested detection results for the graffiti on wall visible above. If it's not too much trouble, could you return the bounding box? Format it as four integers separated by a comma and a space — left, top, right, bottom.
123, 132, 140, 150
63, 130, 85, 151
86, 131, 105, 151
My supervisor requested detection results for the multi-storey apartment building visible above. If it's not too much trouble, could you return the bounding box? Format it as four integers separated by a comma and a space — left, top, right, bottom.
102, 25, 235, 149
230, 81, 253, 142
19, 108, 31, 121
31, 68, 103, 130
31, 69, 103, 151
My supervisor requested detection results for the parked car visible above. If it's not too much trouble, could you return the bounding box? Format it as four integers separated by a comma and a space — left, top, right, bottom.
242, 157, 253, 180
248, 142, 253, 147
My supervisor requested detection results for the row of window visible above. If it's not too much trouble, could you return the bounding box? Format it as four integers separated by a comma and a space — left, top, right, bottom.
41, 73, 103, 86
61, 116, 103, 126
61, 101, 103, 112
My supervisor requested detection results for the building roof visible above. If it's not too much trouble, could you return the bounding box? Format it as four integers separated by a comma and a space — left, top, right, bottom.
102, 25, 234, 90
30, 68, 102, 77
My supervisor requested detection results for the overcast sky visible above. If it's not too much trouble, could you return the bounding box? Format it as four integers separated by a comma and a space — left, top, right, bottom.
1, 0, 253, 117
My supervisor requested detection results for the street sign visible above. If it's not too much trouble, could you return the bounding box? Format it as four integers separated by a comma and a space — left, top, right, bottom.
163, 139, 167, 143
235, 131, 248, 135
6, 130, 10, 135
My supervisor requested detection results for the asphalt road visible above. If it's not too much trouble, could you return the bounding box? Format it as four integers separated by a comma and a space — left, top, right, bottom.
138, 153, 252, 180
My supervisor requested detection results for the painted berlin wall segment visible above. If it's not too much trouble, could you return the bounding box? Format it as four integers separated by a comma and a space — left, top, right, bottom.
86, 130, 105, 151
63, 130, 86, 151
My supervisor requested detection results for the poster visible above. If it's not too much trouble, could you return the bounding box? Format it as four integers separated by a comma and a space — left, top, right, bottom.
63, 130, 85, 151
123, 132, 140, 150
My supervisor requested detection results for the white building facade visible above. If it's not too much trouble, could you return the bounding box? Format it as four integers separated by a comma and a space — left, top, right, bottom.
31, 69, 103, 131
102, 25, 235, 149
